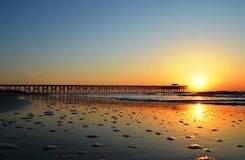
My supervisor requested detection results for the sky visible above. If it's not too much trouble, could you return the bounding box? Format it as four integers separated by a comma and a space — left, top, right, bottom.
0, 0, 244, 91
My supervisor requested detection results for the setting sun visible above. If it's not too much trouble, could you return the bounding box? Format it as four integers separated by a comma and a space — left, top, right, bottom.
192, 74, 206, 91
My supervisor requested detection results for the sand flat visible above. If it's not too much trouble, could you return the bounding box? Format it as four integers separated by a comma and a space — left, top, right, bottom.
0, 96, 244, 160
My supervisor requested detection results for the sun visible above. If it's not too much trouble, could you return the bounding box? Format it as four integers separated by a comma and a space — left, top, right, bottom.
192, 74, 206, 91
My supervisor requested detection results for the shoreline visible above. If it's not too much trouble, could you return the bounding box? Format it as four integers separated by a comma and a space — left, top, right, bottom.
114, 98, 245, 106
1, 91, 245, 106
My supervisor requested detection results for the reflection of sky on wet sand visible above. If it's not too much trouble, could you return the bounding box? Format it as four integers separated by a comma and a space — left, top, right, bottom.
0, 96, 244, 160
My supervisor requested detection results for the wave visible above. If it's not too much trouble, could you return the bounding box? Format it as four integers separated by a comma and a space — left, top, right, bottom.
80, 93, 245, 105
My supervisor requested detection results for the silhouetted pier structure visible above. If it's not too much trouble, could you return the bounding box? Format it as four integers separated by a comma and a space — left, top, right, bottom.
0, 84, 188, 94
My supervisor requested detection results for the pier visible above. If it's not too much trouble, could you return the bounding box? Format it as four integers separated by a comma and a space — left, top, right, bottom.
0, 84, 188, 95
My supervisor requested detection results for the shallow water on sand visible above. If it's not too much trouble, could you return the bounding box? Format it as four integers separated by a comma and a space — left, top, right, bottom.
0, 96, 244, 160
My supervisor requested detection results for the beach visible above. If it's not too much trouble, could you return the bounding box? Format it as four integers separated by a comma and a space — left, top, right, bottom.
0, 95, 244, 160
1, 1, 245, 159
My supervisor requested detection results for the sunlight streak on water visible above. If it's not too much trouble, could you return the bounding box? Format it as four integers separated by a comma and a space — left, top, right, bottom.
192, 103, 205, 122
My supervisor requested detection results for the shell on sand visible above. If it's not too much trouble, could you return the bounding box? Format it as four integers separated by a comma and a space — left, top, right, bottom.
166, 136, 176, 141
237, 144, 244, 148
86, 135, 98, 139
195, 155, 215, 160
203, 148, 211, 152
187, 144, 202, 149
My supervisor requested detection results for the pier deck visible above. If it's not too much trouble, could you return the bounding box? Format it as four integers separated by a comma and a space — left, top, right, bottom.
0, 84, 188, 94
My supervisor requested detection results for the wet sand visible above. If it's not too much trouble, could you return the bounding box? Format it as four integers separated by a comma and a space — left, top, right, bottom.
0, 95, 244, 160
0, 95, 30, 112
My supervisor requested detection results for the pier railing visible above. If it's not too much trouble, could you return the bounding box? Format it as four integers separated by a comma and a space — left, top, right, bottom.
0, 84, 188, 94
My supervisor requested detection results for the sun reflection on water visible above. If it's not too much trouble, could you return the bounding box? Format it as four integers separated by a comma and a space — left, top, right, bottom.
191, 103, 205, 122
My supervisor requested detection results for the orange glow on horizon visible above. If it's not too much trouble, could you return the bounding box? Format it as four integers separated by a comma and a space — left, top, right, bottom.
0, 40, 244, 91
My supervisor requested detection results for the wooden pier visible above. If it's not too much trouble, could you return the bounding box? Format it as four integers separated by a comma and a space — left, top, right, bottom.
0, 84, 188, 95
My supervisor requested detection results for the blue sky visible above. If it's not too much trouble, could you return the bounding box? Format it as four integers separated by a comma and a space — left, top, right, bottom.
0, 0, 244, 90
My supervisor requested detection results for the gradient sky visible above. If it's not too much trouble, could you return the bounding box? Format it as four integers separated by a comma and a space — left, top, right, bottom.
0, 0, 244, 91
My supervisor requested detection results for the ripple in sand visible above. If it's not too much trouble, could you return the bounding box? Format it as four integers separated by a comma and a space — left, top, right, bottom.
155, 132, 162, 135
86, 135, 98, 139
146, 129, 153, 132
187, 144, 202, 149
15, 125, 23, 129
128, 145, 137, 149
215, 138, 223, 142
44, 111, 54, 116
0, 143, 19, 150
113, 129, 120, 132
237, 144, 244, 148
49, 129, 57, 133
7, 120, 16, 125
34, 121, 42, 125
2, 123, 8, 127
20, 116, 31, 120
77, 150, 88, 155
122, 134, 130, 138
185, 135, 194, 139
58, 154, 77, 159
57, 121, 63, 124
